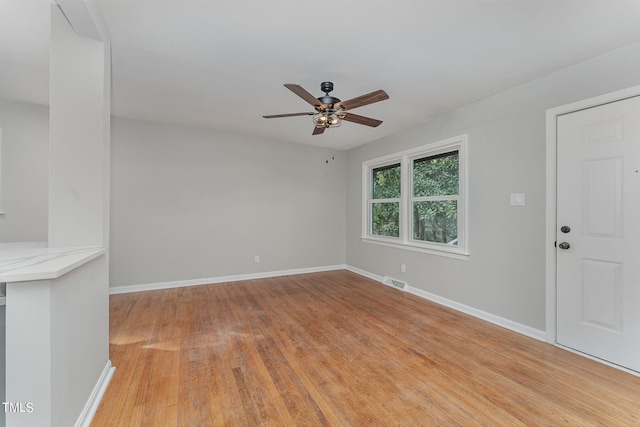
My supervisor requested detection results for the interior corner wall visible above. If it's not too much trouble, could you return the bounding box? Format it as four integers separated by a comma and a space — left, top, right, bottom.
109, 117, 347, 288
0, 98, 49, 243
346, 40, 640, 332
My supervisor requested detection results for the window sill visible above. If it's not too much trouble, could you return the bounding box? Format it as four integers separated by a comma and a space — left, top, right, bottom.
361, 236, 470, 260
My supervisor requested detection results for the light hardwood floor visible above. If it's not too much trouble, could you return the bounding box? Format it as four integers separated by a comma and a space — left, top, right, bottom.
92, 270, 640, 426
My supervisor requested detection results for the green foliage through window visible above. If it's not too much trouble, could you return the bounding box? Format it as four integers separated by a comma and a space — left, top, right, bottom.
372, 202, 400, 237
370, 163, 401, 237
372, 163, 401, 199
412, 151, 459, 244
413, 152, 458, 197
413, 201, 457, 244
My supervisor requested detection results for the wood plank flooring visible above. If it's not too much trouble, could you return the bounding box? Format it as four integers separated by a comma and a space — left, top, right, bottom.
91, 270, 640, 426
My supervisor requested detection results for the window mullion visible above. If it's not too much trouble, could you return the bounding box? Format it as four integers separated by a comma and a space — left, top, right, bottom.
370, 197, 400, 204
412, 195, 459, 202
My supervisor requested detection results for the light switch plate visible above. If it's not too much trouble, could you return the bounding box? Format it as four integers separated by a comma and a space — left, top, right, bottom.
510, 193, 525, 206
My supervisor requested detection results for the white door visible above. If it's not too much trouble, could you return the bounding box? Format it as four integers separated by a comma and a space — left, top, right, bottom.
556, 95, 640, 372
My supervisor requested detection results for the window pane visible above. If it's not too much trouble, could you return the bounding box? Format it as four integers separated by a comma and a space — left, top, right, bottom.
413, 151, 458, 197
413, 201, 457, 244
371, 202, 400, 237
372, 163, 401, 199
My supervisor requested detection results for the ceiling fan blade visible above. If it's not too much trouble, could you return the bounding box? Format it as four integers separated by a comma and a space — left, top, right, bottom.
342, 112, 383, 127
312, 126, 326, 135
263, 112, 314, 119
335, 89, 389, 111
284, 84, 322, 107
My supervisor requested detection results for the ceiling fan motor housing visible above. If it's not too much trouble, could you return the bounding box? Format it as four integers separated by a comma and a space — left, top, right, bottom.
318, 95, 340, 106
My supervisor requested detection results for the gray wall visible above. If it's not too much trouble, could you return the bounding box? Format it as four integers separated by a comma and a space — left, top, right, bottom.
346, 40, 640, 331
110, 117, 346, 288
0, 99, 49, 242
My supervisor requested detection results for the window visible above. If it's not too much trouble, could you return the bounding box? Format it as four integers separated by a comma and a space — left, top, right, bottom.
371, 163, 401, 237
411, 151, 459, 245
362, 134, 468, 258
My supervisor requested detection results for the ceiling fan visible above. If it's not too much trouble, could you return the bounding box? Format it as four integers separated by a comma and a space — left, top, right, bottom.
263, 81, 389, 135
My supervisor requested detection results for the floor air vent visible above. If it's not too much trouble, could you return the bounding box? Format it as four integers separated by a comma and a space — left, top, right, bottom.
382, 276, 407, 291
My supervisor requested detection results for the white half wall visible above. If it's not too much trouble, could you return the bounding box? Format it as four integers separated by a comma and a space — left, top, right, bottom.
109, 118, 346, 288
5, 253, 109, 427
346, 39, 640, 332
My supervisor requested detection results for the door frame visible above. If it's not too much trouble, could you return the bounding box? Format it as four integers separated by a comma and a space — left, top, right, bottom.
545, 84, 640, 352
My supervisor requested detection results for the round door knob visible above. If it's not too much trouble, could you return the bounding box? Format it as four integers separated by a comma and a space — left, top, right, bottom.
558, 242, 570, 250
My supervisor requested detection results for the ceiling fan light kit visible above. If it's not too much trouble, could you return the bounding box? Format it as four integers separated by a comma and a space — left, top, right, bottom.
263, 81, 389, 135
313, 111, 345, 128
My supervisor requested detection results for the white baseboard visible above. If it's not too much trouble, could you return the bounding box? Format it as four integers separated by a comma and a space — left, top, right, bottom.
74, 360, 115, 427
109, 264, 347, 294
345, 265, 383, 283
346, 265, 546, 342
406, 286, 546, 341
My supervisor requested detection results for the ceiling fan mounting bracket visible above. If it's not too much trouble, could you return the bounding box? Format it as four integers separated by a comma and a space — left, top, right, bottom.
320, 81, 334, 93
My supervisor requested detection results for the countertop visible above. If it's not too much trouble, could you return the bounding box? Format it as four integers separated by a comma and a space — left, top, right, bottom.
0, 242, 107, 283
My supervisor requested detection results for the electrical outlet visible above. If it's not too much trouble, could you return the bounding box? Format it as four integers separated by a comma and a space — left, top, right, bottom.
254, 256, 260, 263
401, 264, 406, 273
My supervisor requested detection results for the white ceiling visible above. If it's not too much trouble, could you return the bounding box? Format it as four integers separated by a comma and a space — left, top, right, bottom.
2, 1, 640, 150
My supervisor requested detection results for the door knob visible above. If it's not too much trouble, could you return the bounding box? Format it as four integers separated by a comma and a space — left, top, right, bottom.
561, 225, 571, 233
558, 242, 570, 250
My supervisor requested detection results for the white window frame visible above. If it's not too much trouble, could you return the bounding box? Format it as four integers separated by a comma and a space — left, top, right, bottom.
367, 159, 402, 241
361, 134, 469, 259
